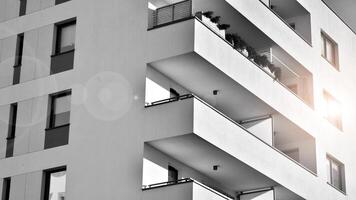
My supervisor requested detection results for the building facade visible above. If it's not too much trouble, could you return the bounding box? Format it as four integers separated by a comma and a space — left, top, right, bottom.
0, 0, 355, 199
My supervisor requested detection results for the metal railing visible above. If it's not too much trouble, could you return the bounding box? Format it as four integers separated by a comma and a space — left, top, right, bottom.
145, 94, 193, 107
148, 0, 192, 29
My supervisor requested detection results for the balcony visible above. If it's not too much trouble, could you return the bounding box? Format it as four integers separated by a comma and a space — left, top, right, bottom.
143, 95, 345, 200
147, 0, 314, 108
260, 0, 312, 45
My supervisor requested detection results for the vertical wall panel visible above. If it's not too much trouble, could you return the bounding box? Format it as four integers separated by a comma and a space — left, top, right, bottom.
0, 105, 10, 159
28, 95, 47, 153
0, 0, 6, 22
20, 29, 38, 83
5, 0, 20, 21
9, 175, 26, 200
40, 0, 55, 10
0, 36, 16, 88
25, 171, 43, 200
35, 25, 53, 79
26, 0, 41, 14
13, 99, 32, 156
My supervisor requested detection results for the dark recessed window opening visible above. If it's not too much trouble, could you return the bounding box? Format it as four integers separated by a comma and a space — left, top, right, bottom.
168, 165, 178, 183
13, 33, 24, 85
321, 31, 339, 70
43, 167, 67, 200
19, 0, 27, 16
6, 103, 17, 158
1, 177, 11, 200
326, 155, 346, 192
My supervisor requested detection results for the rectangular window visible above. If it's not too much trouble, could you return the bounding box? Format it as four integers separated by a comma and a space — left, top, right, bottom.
19, 0, 27, 16
6, 103, 17, 158
321, 31, 339, 69
323, 91, 342, 130
168, 166, 178, 183
49, 91, 71, 128
13, 33, 24, 85
1, 178, 11, 200
55, 21, 76, 54
326, 155, 345, 192
43, 167, 66, 200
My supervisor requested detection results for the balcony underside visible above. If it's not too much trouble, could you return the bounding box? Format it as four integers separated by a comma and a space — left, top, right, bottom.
144, 98, 346, 200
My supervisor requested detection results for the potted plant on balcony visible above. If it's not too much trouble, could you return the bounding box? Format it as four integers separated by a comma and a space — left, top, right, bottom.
217, 24, 230, 37
202, 11, 214, 24
255, 55, 269, 68
247, 46, 257, 61
210, 16, 221, 24
225, 33, 235, 45
268, 64, 281, 80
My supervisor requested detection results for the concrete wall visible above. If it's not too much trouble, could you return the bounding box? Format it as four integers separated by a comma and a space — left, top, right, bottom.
0, 0, 56, 23
13, 95, 47, 156
240, 190, 274, 200
21, 24, 53, 83
0, 104, 10, 159
0, 36, 16, 88
143, 181, 193, 200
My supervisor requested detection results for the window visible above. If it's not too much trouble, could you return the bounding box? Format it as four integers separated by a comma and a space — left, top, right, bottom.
43, 167, 66, 200
55, 21, 76, 54
321, 31, 339, 69
326, 155, 345, 192
19, 0, 27, 16
6, 103, 17, 158
13, 33, 24, 85
1, 178, 11, 200
323, 91, 342, 130
168, 166, 178, 183
48, 91, 71, 128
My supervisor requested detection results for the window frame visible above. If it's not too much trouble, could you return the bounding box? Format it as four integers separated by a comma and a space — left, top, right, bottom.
54, 19, 76, 55
321, 31, 339, 70
42, 166, 67, 200
48, 90, 72, 129
326, 155, 346, 193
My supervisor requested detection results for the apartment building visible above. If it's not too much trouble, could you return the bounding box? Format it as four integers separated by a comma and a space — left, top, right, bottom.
0, 0, 355, 199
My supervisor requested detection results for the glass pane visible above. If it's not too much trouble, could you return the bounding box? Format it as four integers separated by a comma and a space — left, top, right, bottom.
326, 159, 331, 183
60, 24, 76, 52
54, 112, 70, 127
321, 37, 326, 57
326, 39, 334, 63
331, 162, 341, 189
48, 171, 66, 200
55, 95, 71, 115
